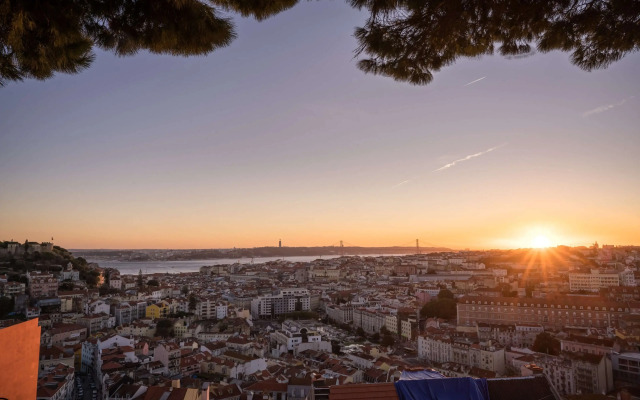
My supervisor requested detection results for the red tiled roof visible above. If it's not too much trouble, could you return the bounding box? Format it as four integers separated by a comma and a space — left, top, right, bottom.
329, 382, 399, 400
101, 361, 124, 371
245, 379, 287, 393
210, 384, 242, 400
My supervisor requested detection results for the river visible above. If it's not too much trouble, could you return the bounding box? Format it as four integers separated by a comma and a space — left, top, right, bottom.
88, 255, 347, 275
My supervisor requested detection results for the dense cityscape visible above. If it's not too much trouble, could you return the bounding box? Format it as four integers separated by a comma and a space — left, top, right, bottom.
0, 240, 639, 399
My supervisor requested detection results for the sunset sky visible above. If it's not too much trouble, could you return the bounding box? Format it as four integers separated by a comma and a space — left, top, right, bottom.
1, 2, 639, 250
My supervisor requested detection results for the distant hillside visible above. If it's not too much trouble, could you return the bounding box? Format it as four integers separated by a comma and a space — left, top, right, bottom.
71, 246, 452, 261
0, 241, 101, 286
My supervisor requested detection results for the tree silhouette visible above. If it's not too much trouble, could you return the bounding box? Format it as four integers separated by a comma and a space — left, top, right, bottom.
381, 334, 395, 347
189, 294, 198, 311
420, 297, 457, 319
0, 296, 14, 318
1, 0, 638, 86
437, 288, 454, 300
532, 332, 560, 355
155, 318, 175, 337
352, 0, 640, 84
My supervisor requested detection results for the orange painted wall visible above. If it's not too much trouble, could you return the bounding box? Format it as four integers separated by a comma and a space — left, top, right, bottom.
0, 319, 41, 399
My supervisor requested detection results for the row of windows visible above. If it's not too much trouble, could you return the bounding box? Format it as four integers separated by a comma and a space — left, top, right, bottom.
461, 315, 612, 326
464, 303, 626, 312
468, 307, 608, 318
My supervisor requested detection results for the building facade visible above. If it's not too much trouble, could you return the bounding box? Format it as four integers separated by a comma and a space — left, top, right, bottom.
569, 269, 636, 292
457, 295, 630, 330
250, 288, 310, 318
28, 272, 58, 298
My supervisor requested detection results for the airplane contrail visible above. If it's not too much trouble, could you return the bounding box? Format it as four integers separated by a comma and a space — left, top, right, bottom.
582, 96, 634, 117
464, 76, 486, 86
434, 144, 506, 172
392, 179, 411, 188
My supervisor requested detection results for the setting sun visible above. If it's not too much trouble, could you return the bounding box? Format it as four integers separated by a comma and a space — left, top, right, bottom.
531, 235, 552, 248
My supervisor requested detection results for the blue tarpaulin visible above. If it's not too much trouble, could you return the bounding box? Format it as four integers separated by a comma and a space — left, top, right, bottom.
395, 377, 489, 400
399, 369, 445, 380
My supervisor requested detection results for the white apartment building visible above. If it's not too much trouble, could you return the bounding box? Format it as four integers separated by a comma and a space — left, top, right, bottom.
1, 281, 25, 297
353, 308, 386, 334
112, 302, 132, 326
109, 276, 122, 289
418, 335, 506, 375
326, 304, 353, 325
569, 269, 636, 292
59, 263, 80, 282
401, 318, 417, 340
477, 323, 543, 348
197, 298, 228, 320
270, 320, 324, 356
85, 299, 110, 315
418, 334, 452, 364
512, 351, 612, 395
250, 288, 310, 318
385, 313, 398, 334
81, 334, 136, 384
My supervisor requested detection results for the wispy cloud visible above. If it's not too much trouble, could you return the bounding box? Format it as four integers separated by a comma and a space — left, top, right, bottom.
434, 144, 506, 172
582, 96, 634, 117
464, 76, 486, 86
392, 143, 506, 187
391, 179, 412, 188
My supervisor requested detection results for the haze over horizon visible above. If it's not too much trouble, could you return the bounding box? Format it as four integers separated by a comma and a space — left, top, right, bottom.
62, 242, 631, 251
1, 1, 639, 250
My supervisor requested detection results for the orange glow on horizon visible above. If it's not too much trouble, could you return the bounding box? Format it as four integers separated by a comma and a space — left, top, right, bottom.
1, 208, 637, 250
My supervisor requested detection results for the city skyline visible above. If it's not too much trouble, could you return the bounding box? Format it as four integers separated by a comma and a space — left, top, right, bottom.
1, 1, 639, 250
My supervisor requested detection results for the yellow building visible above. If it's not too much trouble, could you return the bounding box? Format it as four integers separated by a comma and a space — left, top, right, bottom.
74, 344, 83, 370
145, 301, 169, 319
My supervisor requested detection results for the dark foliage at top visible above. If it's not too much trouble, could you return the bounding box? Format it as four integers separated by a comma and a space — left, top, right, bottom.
352, 0, 640, 84
1, 0, 638, 86
0, 0, 290, 85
